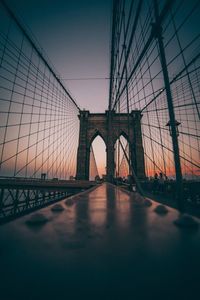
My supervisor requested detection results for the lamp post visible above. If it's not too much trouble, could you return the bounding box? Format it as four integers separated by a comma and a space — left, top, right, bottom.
152, 0, 199, 226
166, 120, 181, 137
153, 0, 184, 212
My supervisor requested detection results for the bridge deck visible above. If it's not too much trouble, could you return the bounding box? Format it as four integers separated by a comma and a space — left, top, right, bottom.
0, 183, 200, 299
0, 178, 96, 190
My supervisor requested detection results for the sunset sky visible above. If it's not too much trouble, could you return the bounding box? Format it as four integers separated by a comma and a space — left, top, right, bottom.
8, 0, 112, 112
1, 0, 199, 180
6, 0, 112, 177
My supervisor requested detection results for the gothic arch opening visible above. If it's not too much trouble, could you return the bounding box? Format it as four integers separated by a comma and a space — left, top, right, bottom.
114, 134, 130, 178
76, 110, 145, 180
89, 135, 106, 180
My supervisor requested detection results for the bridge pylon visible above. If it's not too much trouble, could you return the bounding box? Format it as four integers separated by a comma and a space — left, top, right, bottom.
76, 110, 145, 181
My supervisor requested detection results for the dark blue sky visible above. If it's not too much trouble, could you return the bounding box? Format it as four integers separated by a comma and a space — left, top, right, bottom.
8, 0, 112, 112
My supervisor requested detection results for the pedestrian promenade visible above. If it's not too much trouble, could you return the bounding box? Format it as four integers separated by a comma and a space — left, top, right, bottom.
0, 183, 200, 300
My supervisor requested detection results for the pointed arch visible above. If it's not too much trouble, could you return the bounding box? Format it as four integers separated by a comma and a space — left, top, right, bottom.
114, 133, 130, 178
76, 110, 145, 180
89, 134, 106, 180
88, 129, 107, 149
114, 130, 130, 145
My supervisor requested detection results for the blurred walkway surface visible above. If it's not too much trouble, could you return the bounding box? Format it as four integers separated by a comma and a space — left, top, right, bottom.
0, 183, 200, 300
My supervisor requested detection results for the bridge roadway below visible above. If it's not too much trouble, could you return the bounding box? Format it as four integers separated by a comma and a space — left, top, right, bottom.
0, 178, 96, 190
0, 183, 200, 299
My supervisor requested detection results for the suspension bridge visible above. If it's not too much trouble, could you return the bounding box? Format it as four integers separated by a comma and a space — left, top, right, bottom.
0, 0, 200, 298
0, 0, 199, 221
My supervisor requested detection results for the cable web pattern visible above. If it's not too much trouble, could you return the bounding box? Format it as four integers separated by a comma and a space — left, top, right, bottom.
0, 1, 80, 179
109, 0, 200, 181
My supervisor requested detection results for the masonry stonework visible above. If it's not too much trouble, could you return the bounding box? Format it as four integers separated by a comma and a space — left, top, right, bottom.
76, 110, 145, 181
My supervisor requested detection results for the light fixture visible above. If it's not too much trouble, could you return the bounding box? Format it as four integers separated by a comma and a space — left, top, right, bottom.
166, 120, 181, 137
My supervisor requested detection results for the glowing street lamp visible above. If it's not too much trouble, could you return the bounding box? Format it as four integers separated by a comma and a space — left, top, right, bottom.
166, 120, 181, 137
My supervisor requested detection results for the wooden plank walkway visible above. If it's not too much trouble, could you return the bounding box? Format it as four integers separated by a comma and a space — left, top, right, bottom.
0, 183, 200, 300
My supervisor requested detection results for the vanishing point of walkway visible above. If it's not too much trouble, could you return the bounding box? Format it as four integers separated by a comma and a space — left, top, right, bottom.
0, 183, 200, 300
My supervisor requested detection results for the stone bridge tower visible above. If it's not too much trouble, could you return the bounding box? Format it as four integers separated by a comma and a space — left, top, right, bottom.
76, 110, 145, 181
